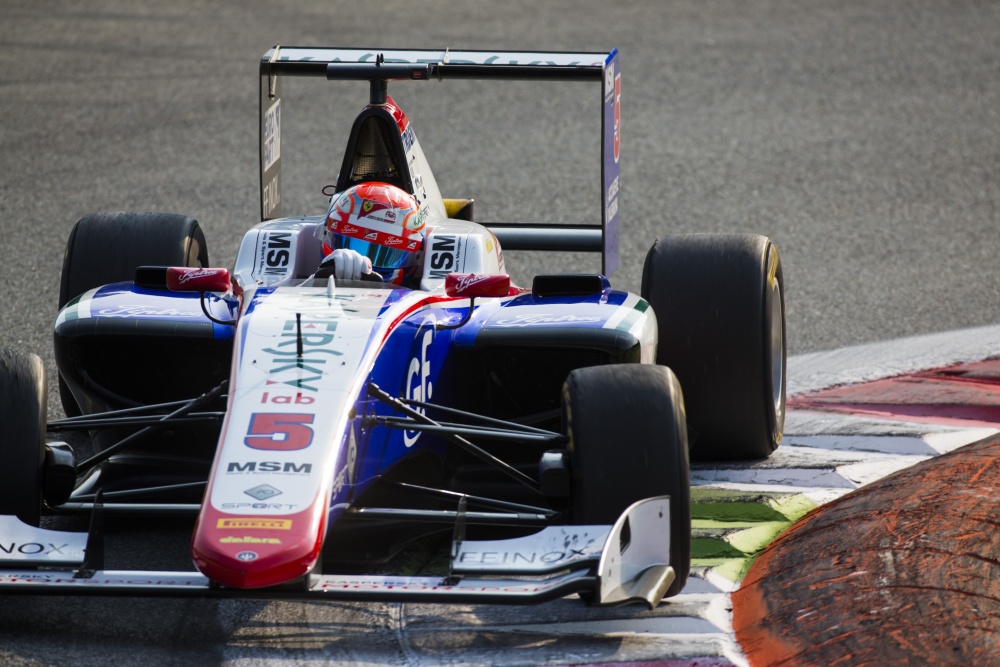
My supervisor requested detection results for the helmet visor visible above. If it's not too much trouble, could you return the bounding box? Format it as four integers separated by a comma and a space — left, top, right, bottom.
329, 234, 419, 270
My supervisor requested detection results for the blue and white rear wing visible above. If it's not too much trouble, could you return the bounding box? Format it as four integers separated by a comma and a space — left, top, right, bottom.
259, 47, 620, 276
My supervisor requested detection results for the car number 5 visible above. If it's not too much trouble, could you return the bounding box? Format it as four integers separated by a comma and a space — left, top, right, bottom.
245, 413, 315, 450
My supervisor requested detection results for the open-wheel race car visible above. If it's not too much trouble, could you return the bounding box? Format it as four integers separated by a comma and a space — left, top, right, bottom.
0, 48, 785, 607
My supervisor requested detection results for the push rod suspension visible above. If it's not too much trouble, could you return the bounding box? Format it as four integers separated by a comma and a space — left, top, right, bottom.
77, 382, 228, 473
367, 382, 542, 495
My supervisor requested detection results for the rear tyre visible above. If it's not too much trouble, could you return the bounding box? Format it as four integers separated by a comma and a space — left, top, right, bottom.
0, 349, 48, 525
57, 212, 210, 416
641, 233, 785, 461
563, 364, 691, 598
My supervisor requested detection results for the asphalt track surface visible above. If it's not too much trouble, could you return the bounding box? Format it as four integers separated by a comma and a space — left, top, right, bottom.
1, 1, 998, 665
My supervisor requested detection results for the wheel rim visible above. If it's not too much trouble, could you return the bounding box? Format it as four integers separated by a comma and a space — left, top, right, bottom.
769, 273, 785, 440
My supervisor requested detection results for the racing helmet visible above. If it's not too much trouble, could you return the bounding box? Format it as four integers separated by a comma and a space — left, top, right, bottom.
322, 182, 425, 279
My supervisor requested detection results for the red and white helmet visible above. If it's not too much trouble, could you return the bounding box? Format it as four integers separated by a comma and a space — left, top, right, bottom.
322, 182, 425, 281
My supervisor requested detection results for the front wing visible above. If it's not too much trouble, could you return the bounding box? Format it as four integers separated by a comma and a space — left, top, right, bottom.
0, 497, 673, 608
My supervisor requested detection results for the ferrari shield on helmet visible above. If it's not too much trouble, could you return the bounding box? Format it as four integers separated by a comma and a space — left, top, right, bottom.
323, 182, 425, 273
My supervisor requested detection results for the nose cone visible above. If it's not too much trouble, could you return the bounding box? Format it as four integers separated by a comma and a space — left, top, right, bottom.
192, 504, 326, 589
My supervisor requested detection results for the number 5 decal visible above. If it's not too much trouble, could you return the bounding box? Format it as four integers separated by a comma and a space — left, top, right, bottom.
245, 413, 315, 450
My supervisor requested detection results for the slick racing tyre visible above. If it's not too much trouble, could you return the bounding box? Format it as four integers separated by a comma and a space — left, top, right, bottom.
57, 212, 210, 416
641, 233, 785, 461
0, 349, 48, 525
563, 364, 691, 598
59, 211, 209, 307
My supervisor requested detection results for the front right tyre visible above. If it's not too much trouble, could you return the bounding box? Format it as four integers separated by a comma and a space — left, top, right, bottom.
57, 211, 210, 416
562, 364, 691, 598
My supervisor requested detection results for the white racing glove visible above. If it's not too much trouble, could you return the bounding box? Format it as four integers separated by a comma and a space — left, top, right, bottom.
322, 248, 373, 281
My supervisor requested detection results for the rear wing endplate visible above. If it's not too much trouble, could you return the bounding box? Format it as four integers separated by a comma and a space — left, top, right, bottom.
259, 47, 620, 276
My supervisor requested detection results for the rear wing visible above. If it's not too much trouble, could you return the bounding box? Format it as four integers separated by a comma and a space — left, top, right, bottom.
259, 47, 620, 276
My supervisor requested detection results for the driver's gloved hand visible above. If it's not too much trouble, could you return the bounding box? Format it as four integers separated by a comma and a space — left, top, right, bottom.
319, 248, 373, 281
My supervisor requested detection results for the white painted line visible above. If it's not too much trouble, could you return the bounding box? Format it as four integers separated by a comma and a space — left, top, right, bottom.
691, 482, 849, 506
924, 428, 998, 453
788, 324, 1000, 395
691, 467, 856, 489
786, 434, 947, 456
787, 408, 999, 438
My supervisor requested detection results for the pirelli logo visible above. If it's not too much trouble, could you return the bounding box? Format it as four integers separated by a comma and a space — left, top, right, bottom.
217, 518, 292, 530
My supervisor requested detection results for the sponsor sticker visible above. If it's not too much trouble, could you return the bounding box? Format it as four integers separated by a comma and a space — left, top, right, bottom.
262, 174, 280, 219
458, 550, 578, 565
0, 542, 80, 558
254, 231, 293, 280
216, 518, 292, 530
427, 233, 466, 279
259, 316, 343, 392
221, 502, 298, 510
445, 273, 510, 297
244, 484, 282, 501
492, 314, 603, 327
260, 392, 315, 405
174, 268, 215, 285
166, 267, 231, 293
404, 326, 435, 447
96, 305, 200, 318
219, 536, 282, 545
226, 461, 313, 474
332, 426, 359, 496
401, 125, 416, 152
456, 274, 489, 291
263, 99, 281, 171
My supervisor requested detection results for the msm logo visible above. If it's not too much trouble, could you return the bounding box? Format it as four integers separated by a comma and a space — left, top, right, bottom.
227, 461, 313, 474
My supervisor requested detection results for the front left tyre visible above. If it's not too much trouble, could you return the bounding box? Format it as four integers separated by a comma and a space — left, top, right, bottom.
641, 233, 785, 461
0, 349, 48, 525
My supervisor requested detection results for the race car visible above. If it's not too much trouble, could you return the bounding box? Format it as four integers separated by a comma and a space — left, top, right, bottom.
0, 48, 785, 607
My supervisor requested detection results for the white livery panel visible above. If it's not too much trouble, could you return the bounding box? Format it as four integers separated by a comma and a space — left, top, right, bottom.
191, 285, 396, 587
